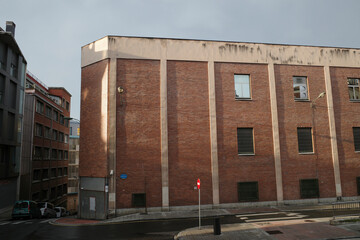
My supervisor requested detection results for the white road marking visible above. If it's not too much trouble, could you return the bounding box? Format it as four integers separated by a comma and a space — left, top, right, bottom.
236, 212, 285, 217
12, 220, 28, 225
245, 215, 308, 223
0, 222, 10, 226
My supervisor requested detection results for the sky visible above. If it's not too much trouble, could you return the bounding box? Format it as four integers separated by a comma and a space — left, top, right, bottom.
1, 0, 360, 120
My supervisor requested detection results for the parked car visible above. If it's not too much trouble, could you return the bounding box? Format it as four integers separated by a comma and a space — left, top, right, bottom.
12, 200, 41, 219
37, 202, 56, 218
55, 207, 67, 218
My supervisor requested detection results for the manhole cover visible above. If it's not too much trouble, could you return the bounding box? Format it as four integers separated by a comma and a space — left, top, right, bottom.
266, 230, 283, 235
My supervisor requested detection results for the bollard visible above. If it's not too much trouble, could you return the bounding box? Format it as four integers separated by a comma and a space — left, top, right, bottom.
213, 217, 221, 235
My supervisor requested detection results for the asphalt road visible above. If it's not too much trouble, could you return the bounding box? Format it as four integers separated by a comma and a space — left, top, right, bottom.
0, 208, 356, 240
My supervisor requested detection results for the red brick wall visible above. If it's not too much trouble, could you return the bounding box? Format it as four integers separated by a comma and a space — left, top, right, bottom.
331, 67, 360, 197
80, 59, 109, 177
215, 63, 276, 203
167, 61, 212, 206
116, 59, 161, 208
275, 65, 335, 200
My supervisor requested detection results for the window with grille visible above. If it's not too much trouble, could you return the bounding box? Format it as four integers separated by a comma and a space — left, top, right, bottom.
293, 76, 308, 100
297, 128, 313, 153
237, 128, 254, 154
132, 193, 146, 207
353, 127, 360, 152
348, 78, 360, 101
238, 182, 259, 201
300, 179, 319, 198
234, 74, 251, 99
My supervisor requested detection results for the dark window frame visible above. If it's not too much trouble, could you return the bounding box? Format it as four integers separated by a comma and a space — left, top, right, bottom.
237, 128, 254, 155
300, 179, 319, 199
237, 181, 259, 202
297, 127, 313, 153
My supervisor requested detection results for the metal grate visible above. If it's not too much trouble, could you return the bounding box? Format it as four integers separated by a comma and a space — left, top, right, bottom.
132, 193, 146, 208
237, 128, 254, 154
300, 179, 319, 198
238, 182, 258, 201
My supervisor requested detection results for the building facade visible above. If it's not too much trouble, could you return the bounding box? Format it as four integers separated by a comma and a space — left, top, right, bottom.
20, 71, 71, 208
80, 36, 360, 219
0, 22, 26, 212
67, 119, 79, 214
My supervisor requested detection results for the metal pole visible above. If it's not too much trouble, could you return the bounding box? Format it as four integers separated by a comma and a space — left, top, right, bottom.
199, 188, 201, 229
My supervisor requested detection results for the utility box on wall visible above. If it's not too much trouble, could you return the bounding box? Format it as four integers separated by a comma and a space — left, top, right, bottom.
79, 177, 107, 219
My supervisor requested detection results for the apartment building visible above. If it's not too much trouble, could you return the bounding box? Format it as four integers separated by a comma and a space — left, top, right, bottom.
80, 36, 360, 219
20, 71, 71, 208
0, 22, 26, 211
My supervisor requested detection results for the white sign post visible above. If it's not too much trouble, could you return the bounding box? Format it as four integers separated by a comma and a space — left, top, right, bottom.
197, 178, 201, 229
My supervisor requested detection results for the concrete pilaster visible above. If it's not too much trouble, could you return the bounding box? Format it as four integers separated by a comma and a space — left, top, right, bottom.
268, 63, 284, 203
324, 65, 342, 197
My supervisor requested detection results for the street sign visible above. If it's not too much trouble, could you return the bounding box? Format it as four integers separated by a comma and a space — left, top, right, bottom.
120, 174, 127, 179
197, 179, 200, 189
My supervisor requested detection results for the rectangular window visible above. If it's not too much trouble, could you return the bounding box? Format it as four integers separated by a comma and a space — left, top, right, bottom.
34, 147, 42, 160
51, 168, 56, 178
45, 106, 52, 118
63, 184, 67, 195
36, 100, 44, 114
42, 169, 49, 180
64, 151, 68, 160
51, 149, 57, 160
353, 127, 360, 152
0, 41, 6, 70
59, 132, 64, 142
53, 111, 58, 122
33, 169, 41, 181
64, 167, 68, 176
58, 150, 63, 160
66, 101, 70, 111
44, 127, 51, 139
35, 123, 43, 137
132, 193, 146, 207
293, 76, 308, 100
65, 134, 68, 143
297, 127, 313, 153
41, 189, 48, 201
50, 187, 56, 199
237, 128, 254, 154
300, 179, 319, 198
52, 130, 57, 141
58, 168, 63, 177
43, 148, 50, 160
9, 81, 16, 109
237, 182, 259, 201
0, 74, 5, 104
348, 78, 360, 101
60, 114, 64, 125
234, 74, 251, 99
57, 185, 62, 197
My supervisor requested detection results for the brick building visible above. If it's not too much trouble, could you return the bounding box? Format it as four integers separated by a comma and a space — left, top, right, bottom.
80, 36, 360, 219
67, 119, 79, 214
0, 21, 27, 212
20, 71, 71, 208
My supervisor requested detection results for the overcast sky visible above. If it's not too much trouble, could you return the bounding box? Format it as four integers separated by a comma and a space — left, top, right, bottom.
1, 0, 360, 119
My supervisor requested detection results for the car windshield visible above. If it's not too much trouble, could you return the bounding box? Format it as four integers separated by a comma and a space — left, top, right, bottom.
38, 203, 46, 208
15, 202, 28, 208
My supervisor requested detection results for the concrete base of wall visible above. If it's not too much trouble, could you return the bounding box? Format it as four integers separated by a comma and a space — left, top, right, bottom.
114, 197, 357, 216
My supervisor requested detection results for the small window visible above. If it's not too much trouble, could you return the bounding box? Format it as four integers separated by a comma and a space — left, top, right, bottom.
238, 182, 259, 201
36, 101, 44, 114
44, 127, 51, 139
33, 169, 41, 181
43, 148, 50, 160
353, 127, 360, 152
132, 193, 146, 207
34, 147, 42, 160
58, 168, 63, 176
293, 76, 308, 100
300, 179, 319, 198
35, 123, 43, 137
53, 111, 58, 122
234, 74, 251, 99
52, 130, 58, 141
297, 127, 313, 153
45, 106, 52, 118
59, 132, 64, 142
237, 128, 254, 155
60, 115, 64, 125
51, 149, 57, 160
42, 169, 49, 180
64, 167, 68, 176
51, 168, 57, 178
64, 151, 68, 160
65, 134, 68, 143
66, 101, 70, 111
58, 150, 63, 160
348, 78, 360, 101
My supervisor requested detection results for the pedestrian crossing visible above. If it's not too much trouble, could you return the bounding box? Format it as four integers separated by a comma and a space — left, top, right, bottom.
236, 212, 308, 223
0, 219, 53, 226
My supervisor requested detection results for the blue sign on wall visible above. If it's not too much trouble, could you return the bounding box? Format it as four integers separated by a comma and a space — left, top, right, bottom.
120, 174, 127, 180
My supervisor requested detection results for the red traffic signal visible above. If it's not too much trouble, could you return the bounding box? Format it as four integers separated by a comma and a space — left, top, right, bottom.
197, 179, 200, 189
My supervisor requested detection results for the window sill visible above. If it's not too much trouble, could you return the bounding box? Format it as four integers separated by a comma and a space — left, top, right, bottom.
235, 98, 252, 101
294, 99, 310, 102
350, 100, 360, 103
32, 180, 41, 183
238, 153, 255, 156
298, 152, 315, 155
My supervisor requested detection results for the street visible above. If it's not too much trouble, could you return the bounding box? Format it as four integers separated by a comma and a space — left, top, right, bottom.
0, 208, 358, 240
